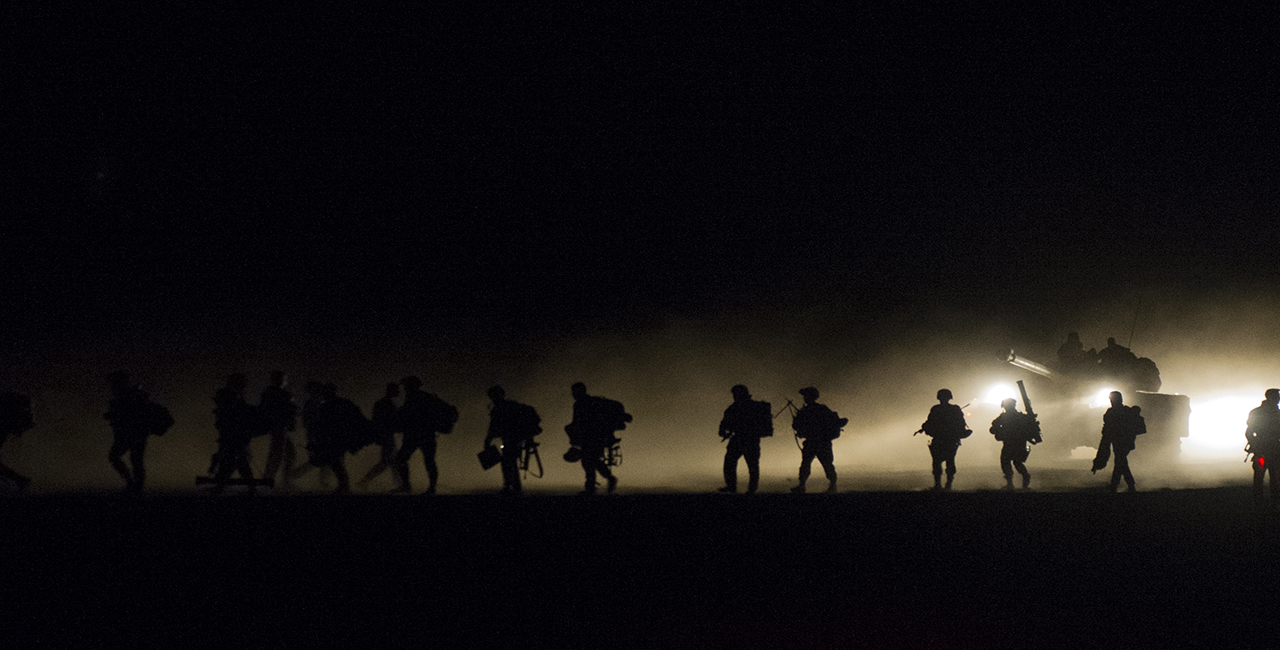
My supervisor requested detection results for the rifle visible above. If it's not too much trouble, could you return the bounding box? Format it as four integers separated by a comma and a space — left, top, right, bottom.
521, 440, 544, 479
1017, 380, 1043, 445
914, 404, 970, 435
775, 399, 803, 451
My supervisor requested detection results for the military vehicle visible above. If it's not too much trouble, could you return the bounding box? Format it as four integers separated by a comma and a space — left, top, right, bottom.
1004, 337, 1190, 466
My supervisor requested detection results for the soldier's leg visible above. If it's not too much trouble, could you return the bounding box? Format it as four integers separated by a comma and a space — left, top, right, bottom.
744, 440, 761, 494
422, 437, 439, 494
263, 431, 285, 481
816, 442, 836, 492
129, 437, 148, 491
1013, 459, 1030, 489
793, 440, 814, 488
332, 459, 350, 494
722, 440, 743, 491
109, 438, 133, 485
1255, 458, 1268, 501
1112, 450, 1134, 490
580, 455, 599, 494
393, 445, 416, 492
929, 444, 944, 488
943, 447, 957, 488
500, 442, 521, 493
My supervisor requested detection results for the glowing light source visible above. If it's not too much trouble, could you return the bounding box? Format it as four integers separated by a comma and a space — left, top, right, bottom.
1087, 388, 1119, 409
983, 384, 1020, 407
1184, 393, 1258, 457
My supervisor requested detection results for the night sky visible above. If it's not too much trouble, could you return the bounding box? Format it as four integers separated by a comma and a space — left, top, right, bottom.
6, 3, 1280, 490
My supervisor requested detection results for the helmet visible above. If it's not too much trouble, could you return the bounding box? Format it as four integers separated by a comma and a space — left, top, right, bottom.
937, 389, 953, 401
799, 387, 819, 400
731, 385, 750, 398
400, 376, 423, 389
1001, 398, 1017, 410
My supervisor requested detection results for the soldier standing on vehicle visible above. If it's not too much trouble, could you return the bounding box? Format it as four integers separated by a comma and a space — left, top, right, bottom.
259, 370, 298, 490
484, 386, 542, 496
105, 371, 173, 493
1246, 389, 1280, 504
717, 385, 772, 494
989, 398, 1038, 490
0, 391, 34, 492
357, 382, 402, 490
790, 387, 846, 494
1091, 391, 1145, 492
920, 389, 970, 491
394, 376, 457, 495
565, 382, 631, 495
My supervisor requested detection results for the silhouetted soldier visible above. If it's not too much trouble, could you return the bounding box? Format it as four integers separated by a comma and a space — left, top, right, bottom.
0, 390, 34, 492
1056, 331, 1097, 373
717, 385, 773, 494
920, 389, 970, 491
1091, 391, 1145, 492
989, 398, 1039, 490
259, 370, 298, 490
210, 373, 258, 492
105, 371, 174, 493
565, 382, 631, 495
358, 382, 402, 489
293, 383, 369, 494
1245, 389, 1280, 504
790, 387, 845, 494
394, 376, 457, 495
484, 386, 542, 495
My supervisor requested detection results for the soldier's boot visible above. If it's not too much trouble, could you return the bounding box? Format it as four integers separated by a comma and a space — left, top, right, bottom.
606, 475, 618, 494
580, 480, 597, 496
944, 475, 954, 491
1021, 472, 1031, 490
790, 482, 806, 494
1003, 476, 1014, 491
1125, 480, 1136, 493
932, 474, 943, 491
825, 479, 837, 494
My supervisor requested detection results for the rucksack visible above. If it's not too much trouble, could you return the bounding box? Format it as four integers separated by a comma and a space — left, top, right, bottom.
600, 397, 632, 432
141, 401, 174, 437
752, 400, 774, 438
510, 402, 542, 439
431, 396, 459, 434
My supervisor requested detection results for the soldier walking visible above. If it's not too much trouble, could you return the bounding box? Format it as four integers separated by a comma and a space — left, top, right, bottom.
1246, 389, 1280, 504
105, 371, 173, 493
920, 389, 970, 491
1091, 391, 1145, 492
483, 385, 542, 495
565, 382, 631, 495
394, 376, 457, 495
358, 382, 402, 489
259, 370, 298, 490
717, 385, 772, 494
989, 398, 1039, 490
210, 373, 258, 492
790, 387, 846, 494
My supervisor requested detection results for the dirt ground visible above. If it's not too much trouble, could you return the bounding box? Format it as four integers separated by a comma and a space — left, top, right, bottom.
3, 487, 1278, 649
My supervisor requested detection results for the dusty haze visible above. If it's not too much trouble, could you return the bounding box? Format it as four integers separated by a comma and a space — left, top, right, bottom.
2, 284, 1276, 494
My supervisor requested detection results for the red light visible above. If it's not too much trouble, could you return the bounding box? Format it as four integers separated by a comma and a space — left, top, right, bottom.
1261, 457, 1266, 467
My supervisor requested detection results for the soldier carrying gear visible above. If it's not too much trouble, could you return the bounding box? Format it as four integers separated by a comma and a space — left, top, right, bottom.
394, 376, 457, 495
565, 382, 631, 495
921, 388, 971, 491
990, 398, 1039, 490
291, 382, 369, 494
0, 390, 34, 492
1246, 389, 1280, 504
209, 373, 259, 493
358, 382, 402, 490
790, 387, 846, 494
105, 371, 174, 493
484, 385, 542, 496
259, 370, 299, 491
1092, 391, 1146, 492
717, 385, 772, 494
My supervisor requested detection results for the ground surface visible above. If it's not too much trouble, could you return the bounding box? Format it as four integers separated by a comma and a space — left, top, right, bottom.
3, 487, 1278, 649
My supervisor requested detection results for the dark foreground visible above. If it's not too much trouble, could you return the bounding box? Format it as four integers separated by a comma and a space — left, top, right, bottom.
4, 488, 1279, 649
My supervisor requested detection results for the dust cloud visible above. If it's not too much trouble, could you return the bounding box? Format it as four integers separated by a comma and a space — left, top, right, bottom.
3, 284, 1279, 494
